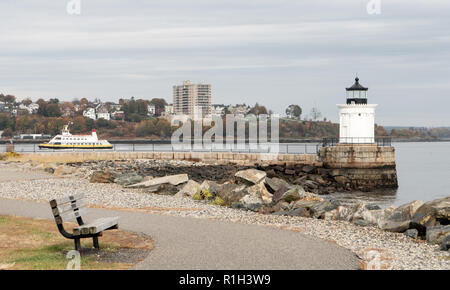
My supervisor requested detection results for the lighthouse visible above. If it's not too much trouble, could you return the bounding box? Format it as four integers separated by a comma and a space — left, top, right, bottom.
338, 77, 377, 144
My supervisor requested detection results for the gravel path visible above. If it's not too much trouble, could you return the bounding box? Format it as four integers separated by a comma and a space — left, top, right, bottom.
0, 162, 449, 270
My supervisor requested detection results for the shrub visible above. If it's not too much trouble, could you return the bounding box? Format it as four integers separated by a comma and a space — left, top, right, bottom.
192, 192, 203, 201
200, 189, 214, 200
5, 151, 19, 158
210, 197, 225, 206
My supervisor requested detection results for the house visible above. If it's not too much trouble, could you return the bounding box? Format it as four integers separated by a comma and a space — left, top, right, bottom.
83, 107, 97, 120
112, 110, 125, 120
148, 104, 156, 116
211, 104, 226, 116
96, 105, 111, 120
227, 104, 250, 115
163, 104, 174, 116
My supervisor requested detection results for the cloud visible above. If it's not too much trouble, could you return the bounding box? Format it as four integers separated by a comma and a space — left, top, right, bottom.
0, 0, 449, 126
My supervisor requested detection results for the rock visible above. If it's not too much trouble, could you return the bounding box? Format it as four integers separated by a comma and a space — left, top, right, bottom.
358, 206, 397, 227
265, 177, 291, 193
240, 193, 264, 212
404, 229, 419, 239
303, 180, 319, 190
44, 167, 55, 174
291, 200, 322, 210
302, 165, 316, 174
147, 183, 179, 195
426, 225, 450, 245
286, 207, 311, 218
246, 182, 273, 204
293, 175, 308, 185
333, 175, 350, 185
379, 200, 424, 233
235, 169, 267, 185
325, 205, 357, 221
127, 174, 189, 188
272, 201, 291, 212
215, 183, 247, 205
114, 172, 144, 186
175, 180, 201, 198
309, 201, 338, 219
440, 235, 450, 251
90, 170, 117, 183
54, 165, 76, 176
199, 180, 220, 192
277, 186, 306, 203
411, 197, 450, 233
284, 169, 296, 175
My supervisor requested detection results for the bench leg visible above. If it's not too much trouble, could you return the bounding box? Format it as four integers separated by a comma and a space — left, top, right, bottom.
74, 238, 81, 252
93, 236, 100, 249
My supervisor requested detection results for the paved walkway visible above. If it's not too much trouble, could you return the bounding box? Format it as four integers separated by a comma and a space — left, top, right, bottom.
0, 198, 359, 269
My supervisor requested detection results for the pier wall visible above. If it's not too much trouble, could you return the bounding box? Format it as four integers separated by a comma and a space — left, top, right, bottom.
9, 151, 321, 166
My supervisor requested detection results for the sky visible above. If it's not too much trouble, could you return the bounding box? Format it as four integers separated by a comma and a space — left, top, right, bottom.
0, 0, 450, 126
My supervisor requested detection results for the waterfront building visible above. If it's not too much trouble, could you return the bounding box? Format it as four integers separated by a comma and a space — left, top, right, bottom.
173, 80, 212, 117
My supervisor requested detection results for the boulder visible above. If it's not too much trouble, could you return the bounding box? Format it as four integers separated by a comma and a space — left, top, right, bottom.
54, 165, 76, 176
272, 201, 291, 212
378, 200, 424, 233
147, 183, 179, 195
293, 175, 308, 185
240, 193, 264, 212
309, 201, 338, 219
411, 197, 450, 233
114, 172, 144, 186
127, 174, 189, 188
303, 180, 319, 190
215, 183, 248, 205
333, 175, 350, 185
235, 169, 266, 185
404, 229, 419, 239
90, 170, 117, 183
325, 205, 358, 221
358, 206, 397, 227
246, 182, 273, 204
265, 177, 291, 193
440, 235, 450, 251
291, 200, 322, 210
286, 207, 311, 218
175, 180, 201, 198
302, 165, 316, 174
276, 186, 305, 203
426, 225, 450, 245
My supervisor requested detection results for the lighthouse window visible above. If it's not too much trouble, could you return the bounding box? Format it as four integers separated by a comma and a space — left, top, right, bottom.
358, 113, 361, 116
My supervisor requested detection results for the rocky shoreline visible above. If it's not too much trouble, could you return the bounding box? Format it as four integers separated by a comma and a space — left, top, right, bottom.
0, 160, 449, 269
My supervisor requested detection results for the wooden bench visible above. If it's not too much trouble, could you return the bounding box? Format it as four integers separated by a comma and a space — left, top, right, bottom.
49, 193, 119, 252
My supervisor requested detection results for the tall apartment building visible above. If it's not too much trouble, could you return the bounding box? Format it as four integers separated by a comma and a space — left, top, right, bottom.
173, 81, 212, 117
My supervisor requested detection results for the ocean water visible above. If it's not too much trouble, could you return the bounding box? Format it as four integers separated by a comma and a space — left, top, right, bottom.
328, 142, 450, 207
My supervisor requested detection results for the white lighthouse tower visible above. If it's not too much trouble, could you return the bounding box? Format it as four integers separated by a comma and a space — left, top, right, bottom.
338, 77, 377, 144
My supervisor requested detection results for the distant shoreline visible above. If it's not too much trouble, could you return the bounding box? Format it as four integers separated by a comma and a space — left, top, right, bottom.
1, 138, 449, 145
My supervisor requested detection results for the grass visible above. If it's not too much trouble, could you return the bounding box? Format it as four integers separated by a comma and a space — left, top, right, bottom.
0, 215, 153, 270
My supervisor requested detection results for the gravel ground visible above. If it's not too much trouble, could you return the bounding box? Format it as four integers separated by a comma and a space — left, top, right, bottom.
0, 162, 449, 270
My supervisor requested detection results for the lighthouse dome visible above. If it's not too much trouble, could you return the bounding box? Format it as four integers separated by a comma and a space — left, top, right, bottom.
346, 77, 368, 104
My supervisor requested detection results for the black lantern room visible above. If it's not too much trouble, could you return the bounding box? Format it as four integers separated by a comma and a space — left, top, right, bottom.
346, 77, 368, 104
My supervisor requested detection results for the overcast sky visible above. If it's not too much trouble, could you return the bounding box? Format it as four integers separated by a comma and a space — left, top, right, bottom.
1, 0, 449, 126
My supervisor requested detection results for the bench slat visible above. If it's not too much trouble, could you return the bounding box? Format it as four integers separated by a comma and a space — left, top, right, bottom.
55, 208, 89, 224
52, 200, 87, 217
73, 217, 119, 236
50, 193, 85, 208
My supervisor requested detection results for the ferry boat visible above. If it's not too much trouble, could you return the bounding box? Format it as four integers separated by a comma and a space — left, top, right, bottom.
39, 124, 113, 150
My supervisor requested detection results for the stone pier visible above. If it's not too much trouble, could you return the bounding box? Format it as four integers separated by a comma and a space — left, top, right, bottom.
319, 144, 398, 190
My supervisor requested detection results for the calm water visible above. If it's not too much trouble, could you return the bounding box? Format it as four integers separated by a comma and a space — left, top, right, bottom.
328, 142, 450, 207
